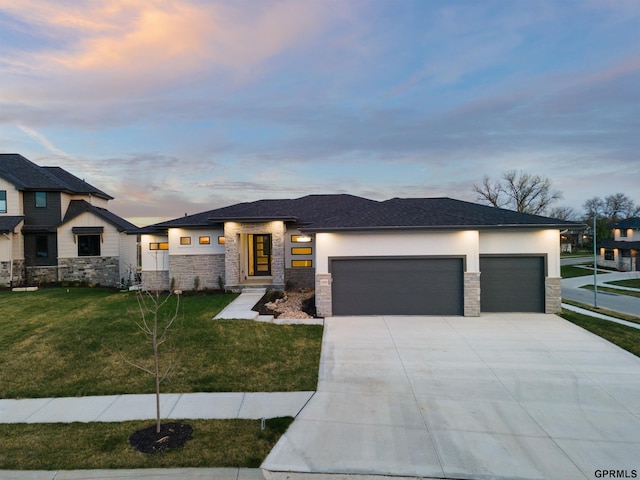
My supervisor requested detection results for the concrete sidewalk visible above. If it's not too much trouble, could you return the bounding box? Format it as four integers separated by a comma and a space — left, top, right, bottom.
0, 391, 314, 423
1, 468, 265, 480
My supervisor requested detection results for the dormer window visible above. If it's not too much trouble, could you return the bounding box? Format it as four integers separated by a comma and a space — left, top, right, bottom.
35, 191, 47, 208
0, 190, 6, 213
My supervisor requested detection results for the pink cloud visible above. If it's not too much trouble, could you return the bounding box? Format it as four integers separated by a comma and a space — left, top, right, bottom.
1, 0, 345, 92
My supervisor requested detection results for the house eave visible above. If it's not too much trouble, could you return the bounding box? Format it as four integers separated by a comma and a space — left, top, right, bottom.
301, 223, 577, 233
208, 216, 298, 223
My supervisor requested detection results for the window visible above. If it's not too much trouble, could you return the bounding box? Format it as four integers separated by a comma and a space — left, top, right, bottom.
36, 235, 48, 258
291, 234, 312, 243
0, 190, 6, 213
180, 236, 191, 245
292, 260, 313, 268
149, 242, 169, 250
604, 249, 615, 261
199, 236, 210, 245
78, 235, 101, 256
35, 191, 47, 208
620, 229, 628, 238
218, 236, 226, 245
291, 247, 312, 255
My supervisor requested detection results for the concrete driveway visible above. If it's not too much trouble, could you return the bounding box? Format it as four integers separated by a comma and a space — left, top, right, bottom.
262, 314, 640, 480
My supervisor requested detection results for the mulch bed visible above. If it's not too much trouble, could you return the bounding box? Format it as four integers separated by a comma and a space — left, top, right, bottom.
129, 422, 193, 454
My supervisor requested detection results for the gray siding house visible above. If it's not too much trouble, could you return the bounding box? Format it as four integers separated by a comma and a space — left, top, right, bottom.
0, 154, 138, 287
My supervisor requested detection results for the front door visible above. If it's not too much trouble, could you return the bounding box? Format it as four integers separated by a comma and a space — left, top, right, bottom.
249, 234, 271, 276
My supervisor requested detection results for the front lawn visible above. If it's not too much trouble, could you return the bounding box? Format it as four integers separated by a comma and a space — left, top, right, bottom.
561, 264, 610, 278
0, 418, 292, 470
560, 309, 640, 358
606, 278, 640, 289
0, 288, 323, 398
580, 284, 640, 299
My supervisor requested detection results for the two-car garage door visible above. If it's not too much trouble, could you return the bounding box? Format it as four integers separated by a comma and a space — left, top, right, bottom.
331, 257, 464, 316
330, 255, 546, 315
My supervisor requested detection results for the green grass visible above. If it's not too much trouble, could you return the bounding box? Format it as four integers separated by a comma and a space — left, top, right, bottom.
560, 309, 640, 358
0, 288, 323, 398
580, 284, 640, 299
606, 278, 640, 289
0, 417, 292, 470
561, 264, 610, 278
562, 299, 640, 325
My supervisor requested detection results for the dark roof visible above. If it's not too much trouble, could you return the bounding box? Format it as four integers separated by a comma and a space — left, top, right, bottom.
0, 216, 23, 233
62, 200, 138, 232
598, 239, 640, 251
43, 167, 112, 199
614, 217, 640, 229
0, 154, 112, 199
142, 194, 580, 233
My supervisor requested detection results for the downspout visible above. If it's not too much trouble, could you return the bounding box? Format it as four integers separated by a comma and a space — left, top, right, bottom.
3, 232, 13, 287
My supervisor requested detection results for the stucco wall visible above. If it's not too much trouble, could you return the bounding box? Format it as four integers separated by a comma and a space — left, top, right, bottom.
479, 229, 561, 277
141, 234, 169, 272
315, 230, 480, 274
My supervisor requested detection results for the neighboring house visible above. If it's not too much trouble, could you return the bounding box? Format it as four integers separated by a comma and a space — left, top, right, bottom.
0, 154, 138, 287
597, 217, 640, 271
140, 194, 579, 317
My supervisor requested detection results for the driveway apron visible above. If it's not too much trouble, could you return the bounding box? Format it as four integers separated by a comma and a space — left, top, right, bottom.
262, 314, 640, 480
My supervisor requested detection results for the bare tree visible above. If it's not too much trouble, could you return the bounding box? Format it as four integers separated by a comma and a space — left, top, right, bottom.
473, 175, 505, 208
604, 193, 639, 221
548, 206, 579, 221
474, 170, 562, 214
120, 289, 181, 434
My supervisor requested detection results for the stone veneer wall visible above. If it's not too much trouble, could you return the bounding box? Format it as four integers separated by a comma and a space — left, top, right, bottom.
284, 267, 315, 290
315, 273, 332, 317
1, 260, 25, 287
26, 266, 58, 285
224, 221, 285, 289
58, 257, 120, 286
141, 271, 171, 292
545, 277, 562, 314
464, 272, 481, 317
169, 254, 225, 290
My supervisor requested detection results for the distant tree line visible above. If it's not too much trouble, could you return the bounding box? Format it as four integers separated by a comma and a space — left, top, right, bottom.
473, 170, 639, 241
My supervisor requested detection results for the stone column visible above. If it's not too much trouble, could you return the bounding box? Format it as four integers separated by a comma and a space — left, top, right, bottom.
464, 272, 481, 317
545, 277, 562, 314
315, 273, 332, 317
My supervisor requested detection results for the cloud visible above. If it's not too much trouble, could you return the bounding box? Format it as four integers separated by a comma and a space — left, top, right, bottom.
17, 125, 69, 157
0, 0, 345, 100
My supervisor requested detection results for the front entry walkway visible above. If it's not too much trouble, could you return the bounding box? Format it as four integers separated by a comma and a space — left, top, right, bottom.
262, 314, 640, 479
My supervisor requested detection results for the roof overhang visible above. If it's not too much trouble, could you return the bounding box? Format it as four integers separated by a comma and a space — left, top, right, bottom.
208, 216, 298, 223
72, 226, 104, 234
301, 223, 581, 233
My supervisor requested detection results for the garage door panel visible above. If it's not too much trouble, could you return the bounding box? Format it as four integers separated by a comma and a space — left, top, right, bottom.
480, 256, 545, 313
331, 257, 463, 316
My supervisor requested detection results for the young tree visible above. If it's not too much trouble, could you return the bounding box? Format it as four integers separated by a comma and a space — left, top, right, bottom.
473, 170, 562, 214
121, 289, 181, 434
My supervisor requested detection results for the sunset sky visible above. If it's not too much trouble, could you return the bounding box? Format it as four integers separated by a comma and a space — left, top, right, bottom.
1, 0, 638, 225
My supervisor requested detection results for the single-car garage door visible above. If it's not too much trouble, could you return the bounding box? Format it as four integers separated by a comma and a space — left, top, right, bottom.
480, 256, 545, 312
331, 257, 464, 316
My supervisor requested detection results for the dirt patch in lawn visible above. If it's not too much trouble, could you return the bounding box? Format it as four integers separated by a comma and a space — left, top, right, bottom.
129, 422, 194, 454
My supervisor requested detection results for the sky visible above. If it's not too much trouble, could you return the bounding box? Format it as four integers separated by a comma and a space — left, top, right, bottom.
1, 0, 639, 226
